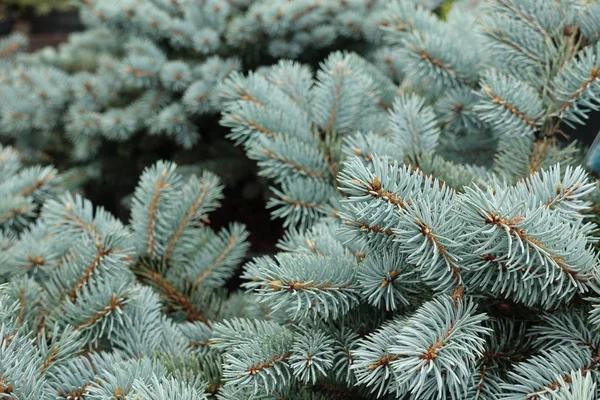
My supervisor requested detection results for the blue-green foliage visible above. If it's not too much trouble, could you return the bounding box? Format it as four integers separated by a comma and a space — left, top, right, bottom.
220, 52, 400, 229
213, 0, 600, 399
0, 0, 393, 165
219, 0, 597, 231
3, 0, 600, 399
0, 149, 254, 398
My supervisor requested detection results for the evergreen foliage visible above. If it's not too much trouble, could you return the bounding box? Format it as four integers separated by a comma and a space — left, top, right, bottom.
2, 0, 600, 399
0, 0, 397, 166
0, 150, 254, 398
213, 0, 600, 398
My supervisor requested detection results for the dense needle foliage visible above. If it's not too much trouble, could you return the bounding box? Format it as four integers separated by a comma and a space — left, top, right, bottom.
2, 0, 600, 399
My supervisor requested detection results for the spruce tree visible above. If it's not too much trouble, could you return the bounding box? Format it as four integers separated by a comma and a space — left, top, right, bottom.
1, 150, 252, 398
0, 0, 393, 163
1, 0, 600, 399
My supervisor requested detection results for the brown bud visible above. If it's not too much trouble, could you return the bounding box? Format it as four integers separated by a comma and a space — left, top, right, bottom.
451, 285, 464, 302
371, 176, 381, 190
